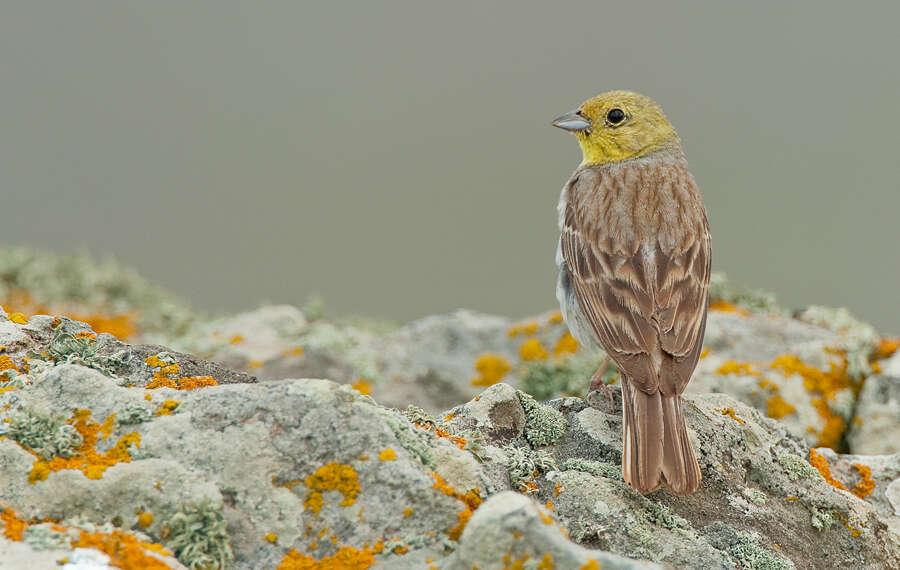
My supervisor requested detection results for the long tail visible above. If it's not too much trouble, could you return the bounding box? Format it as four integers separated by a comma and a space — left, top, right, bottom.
621, 378, 702, 494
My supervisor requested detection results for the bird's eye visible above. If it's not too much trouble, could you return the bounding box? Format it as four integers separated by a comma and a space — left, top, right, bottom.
606, 108, 626, 125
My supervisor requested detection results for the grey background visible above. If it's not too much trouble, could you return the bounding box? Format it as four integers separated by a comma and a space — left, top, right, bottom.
1, 2, 898, 332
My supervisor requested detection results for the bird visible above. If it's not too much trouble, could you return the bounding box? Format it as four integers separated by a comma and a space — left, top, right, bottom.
552, 91, 711, 495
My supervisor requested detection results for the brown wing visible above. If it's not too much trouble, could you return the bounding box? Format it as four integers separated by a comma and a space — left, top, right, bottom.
560, 159, 710, 396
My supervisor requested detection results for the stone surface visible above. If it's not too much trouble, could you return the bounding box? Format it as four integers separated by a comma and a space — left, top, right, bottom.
848, 351, 900, 455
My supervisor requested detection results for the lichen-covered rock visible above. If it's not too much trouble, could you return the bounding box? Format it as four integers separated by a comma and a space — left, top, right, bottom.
848, 350, 900, 455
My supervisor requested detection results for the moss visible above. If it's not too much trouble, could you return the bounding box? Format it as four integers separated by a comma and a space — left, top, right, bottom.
7, 408, 83, 460
517, 391, 568, 447
777, 453, 819, 482
562, 458, 623, 482
164, 499, 234, 570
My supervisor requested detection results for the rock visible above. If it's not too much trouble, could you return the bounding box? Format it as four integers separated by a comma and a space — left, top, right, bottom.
847, 351, 900, 455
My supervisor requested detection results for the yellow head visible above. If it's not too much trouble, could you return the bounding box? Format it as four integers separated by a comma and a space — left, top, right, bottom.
552, 91, 680, 166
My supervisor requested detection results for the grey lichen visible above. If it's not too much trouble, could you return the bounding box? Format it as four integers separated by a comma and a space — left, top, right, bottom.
742, 487, 768, 506
381, 408, 436, 469
503, 445, 557, 493
705, 522, 793, 570
402, 404, 436, 427
562, 458, 623, 482
777, 453, 819, 482
7, 408, 83, 460
164, 499, 234, 570
708, 272, 785, 315
118, 401, 154, 425
516, 390, 568, 447
22, 522, 79, 551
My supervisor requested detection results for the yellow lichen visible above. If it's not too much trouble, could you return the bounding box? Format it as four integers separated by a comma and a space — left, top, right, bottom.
766, 395, 796, 419
520, 339, 548, 361
264, 533, 278, 543
377, 448, 397, 461
699, 347, 711, 359
156, 399, 180, 416
283, 346, 305, 357
8, 313, 28, 325
0, 355, 17, 373
229, 334, 245, 344
874, 338, 899, 360
580, 561, 601, 570
716, 360, 757, 376
99, 414, 116, 441
249, 360, 263, 369
471, 353, 512, 386
403, 508, 413, 518
548, 311, 564, 324
552, 332, 579, 357
1, 508, 26, 541
508, 321, 539, 337
137, 512, 153, 528
304, 462, 361, 513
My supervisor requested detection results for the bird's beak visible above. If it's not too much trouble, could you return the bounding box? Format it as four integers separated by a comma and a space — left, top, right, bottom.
552, 109, 591, 132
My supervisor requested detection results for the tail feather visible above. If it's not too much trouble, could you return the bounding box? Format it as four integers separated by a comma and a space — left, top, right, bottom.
621, 379, 701, 495
660, 394, 702, 494
621, 378, 664, 494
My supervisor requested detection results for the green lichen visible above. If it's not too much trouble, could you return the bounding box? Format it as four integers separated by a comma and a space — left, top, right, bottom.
29, 326, 128, 378
402, 405, 436, 427
810, 507, 835, 531
503, 445, 557, 493
796, 306, 879, 379
381, 408, 436, 469
520, 355, 615, 400
562, 458, 623, 482
516, 391, 568, 447
164, 499, 234, 570
23, 522, 78, 551
644, 501, 690, 531
705, 522, 792, 570
708, 272, 785, 315
118, 401, 153, 425
777, 453, 819, 482
742, 487, 768, 506
7, 408, 83, 460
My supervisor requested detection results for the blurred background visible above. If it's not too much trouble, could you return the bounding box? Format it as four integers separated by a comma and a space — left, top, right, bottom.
1, 2, 898, 332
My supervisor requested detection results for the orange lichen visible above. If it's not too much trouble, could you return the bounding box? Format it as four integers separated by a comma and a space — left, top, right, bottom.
277, 546, 375, 570
554, 483, 563, 496
809, 448, 846, 491
377, 448, 397, 461
766, 395, 797, 419
552, 332, 579, 357
716, 408, 744, 424
351, 379, 372, 395
99, 414, 116, 440
75, 331, 97, 340
74, 529, 171, 570
520, 339, 548, 361
709, 300, 749, 316
874, 338, 899, 360
415, 423, 467, 449
304, 462, 361, 514
581, 561, 601, 570
852, 463, 875, 499
430, 472, 483, 540
1, 508, 26, 541
545, 500, 554, 511
0, 355, 17, 373
177, 376, 218, 390
471, 353, 512, 386
27, 411, 140, 483
716, 360, 757, 376
249, 360, 263, 369
283, 346, 305, 357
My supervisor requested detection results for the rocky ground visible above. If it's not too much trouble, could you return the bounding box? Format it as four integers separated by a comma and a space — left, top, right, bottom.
0, 248, 898, 569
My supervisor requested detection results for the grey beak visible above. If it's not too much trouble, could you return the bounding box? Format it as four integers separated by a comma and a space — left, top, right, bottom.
552, 109, 590, 132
